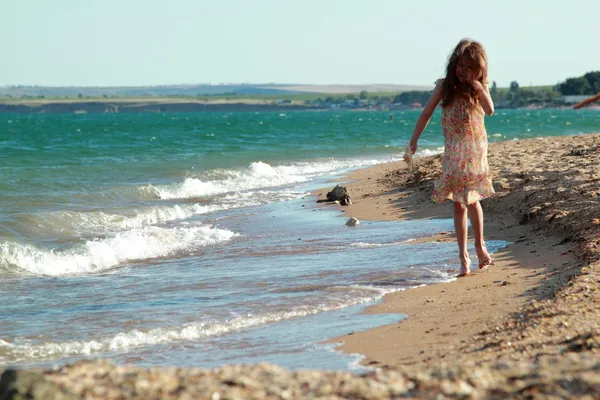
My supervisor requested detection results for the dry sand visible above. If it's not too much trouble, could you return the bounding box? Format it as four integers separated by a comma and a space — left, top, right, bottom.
2, 134, 600, 399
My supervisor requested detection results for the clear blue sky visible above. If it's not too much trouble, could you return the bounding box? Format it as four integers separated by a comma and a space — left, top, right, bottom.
1, 0, 598, 87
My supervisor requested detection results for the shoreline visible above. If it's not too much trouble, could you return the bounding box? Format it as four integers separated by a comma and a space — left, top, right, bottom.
2, 134, 600, 398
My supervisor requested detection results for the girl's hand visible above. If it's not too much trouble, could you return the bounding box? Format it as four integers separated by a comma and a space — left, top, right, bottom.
471, 80, 484, 93
474, 80, 494, 116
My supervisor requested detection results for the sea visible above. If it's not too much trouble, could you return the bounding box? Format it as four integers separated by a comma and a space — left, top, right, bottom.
1, 108, 598, 371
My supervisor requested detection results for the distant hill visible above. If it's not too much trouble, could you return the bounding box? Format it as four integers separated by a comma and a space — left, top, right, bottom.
271, 84, 432, 94
0, 83, 430, 98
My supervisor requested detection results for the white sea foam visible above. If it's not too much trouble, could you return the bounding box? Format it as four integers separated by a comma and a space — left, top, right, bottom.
414, 147, 444, 157
18, 187, 304, 241
17, 204, 227, 238
350, 240, 414, 248
0, 286, 392, 363
11, 188, 307, 247
153, 162, 308, 199
0, 224, 236, 276
152, 158, 398, 200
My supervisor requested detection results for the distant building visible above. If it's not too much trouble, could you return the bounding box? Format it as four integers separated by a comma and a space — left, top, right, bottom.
559, 95, 591, 104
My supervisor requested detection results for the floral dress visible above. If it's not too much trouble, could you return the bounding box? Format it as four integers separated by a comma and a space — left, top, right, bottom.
431, 79, 495, 205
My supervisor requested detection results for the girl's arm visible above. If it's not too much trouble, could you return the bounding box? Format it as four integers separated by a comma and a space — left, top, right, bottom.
473, 81, 494, 116
409, 83, 443, 154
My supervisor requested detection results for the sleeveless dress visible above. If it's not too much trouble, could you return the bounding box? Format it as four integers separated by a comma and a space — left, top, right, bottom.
431, 79, 495, 205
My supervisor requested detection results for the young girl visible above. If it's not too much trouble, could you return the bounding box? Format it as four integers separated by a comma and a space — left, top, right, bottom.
409, 39, 495, 277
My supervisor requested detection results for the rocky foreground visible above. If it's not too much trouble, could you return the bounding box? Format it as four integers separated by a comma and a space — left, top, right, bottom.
2, 356, 600, 399
1, 134, 599, 399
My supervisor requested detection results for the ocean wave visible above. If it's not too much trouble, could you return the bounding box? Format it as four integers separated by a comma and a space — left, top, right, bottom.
414, 147, 444, 157
0, 285, 391, 363
36, 156, 405, 208
153, 162, 308, 199
0, 224, 236, 276
11, 204, 227, 239
153, 158, 398, 200
7, 188, 307, 244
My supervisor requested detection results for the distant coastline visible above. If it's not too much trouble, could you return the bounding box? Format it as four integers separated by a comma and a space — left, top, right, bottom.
0, 98, 590, 114
2, 73, 598, 113
0, 99, 322, 114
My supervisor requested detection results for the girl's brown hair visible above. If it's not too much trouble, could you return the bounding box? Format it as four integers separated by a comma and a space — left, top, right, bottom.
441, 39, 488, 108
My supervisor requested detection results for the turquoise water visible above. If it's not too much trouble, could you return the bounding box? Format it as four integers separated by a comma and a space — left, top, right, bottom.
0, 109, 597, 370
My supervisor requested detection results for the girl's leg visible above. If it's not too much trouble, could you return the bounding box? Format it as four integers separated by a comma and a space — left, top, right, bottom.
453, 201, 471, 276
467, 201, 493, 268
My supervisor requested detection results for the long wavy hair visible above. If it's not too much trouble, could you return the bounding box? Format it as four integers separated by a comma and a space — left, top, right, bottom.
441, 39, 488, 108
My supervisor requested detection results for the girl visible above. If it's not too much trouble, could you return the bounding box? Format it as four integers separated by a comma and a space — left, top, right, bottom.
409, 39, 495, 277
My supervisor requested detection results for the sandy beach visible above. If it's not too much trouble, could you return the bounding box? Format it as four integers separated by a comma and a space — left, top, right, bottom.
331, 133, 600, 370
2, 134, 600, 399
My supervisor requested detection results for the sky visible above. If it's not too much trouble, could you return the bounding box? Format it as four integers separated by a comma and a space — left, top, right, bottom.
1, 0, 598, 88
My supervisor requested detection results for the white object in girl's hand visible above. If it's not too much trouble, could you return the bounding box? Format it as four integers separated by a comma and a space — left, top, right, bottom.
403, 145, 414, 172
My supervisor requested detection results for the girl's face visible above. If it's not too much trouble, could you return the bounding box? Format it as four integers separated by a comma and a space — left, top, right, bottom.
456, 57, 475, 83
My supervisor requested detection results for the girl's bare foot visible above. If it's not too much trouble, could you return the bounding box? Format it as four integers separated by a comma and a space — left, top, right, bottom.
458, 254, 471, 277
476, 243, 494, 269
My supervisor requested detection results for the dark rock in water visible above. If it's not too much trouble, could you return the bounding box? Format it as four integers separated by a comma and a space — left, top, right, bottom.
327, 185, 348, 201
316, 185, 352, 206
327, 185, 351, 203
